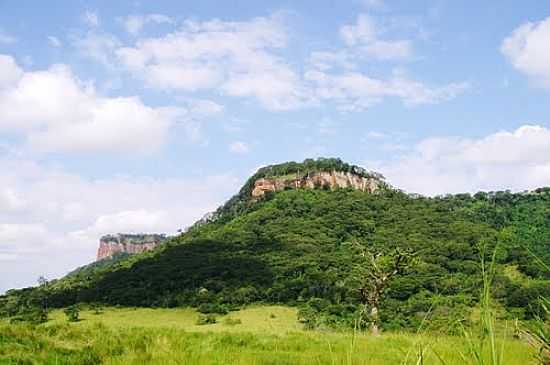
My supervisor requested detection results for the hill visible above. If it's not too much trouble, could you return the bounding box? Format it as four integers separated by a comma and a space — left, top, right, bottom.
1, 158, 549, 332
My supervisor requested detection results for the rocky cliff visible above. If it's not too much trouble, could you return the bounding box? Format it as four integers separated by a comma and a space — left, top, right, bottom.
251, 170, 382, 198
96, 233, 167, 261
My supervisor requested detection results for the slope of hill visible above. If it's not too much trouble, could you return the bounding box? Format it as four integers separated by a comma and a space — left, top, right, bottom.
2, 158, 549, 332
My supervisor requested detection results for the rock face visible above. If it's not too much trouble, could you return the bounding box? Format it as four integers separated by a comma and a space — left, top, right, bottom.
251, 170, 382, 199
96, 233, 167, 261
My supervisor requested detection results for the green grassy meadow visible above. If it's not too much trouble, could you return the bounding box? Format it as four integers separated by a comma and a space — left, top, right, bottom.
0, 305, 535, 364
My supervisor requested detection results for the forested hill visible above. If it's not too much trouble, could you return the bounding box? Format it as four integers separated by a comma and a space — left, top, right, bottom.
2, 158, 550, 332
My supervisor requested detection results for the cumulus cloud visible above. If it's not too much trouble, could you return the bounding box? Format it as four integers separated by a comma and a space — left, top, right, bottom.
0, 55, 23, 87
305, 68, 468, 111
0, 59, 169, 153
120, 14, 173, 35
502, 17, 550, 88
115, 15, 312, 110
375, 125, 550, 195
0, 155, 240, 292
0, 54, 218, 154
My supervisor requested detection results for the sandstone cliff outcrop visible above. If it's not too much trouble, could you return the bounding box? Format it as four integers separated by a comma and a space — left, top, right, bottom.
251, 170, 382, 198
96, 233, 167, 261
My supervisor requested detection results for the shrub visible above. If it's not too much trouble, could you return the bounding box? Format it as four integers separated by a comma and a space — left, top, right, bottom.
90, 302, 103, 315
64, 305, 80, 322
197, 303, 229, 315
9, 307, 48, 324
196, 314, 217, 325
223, 318, 242, 326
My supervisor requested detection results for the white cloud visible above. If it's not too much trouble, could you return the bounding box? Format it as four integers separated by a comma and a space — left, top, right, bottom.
0, 188, 26, 212
502, 17, 550, 88
341, 14, 377, 46
339, 14, 412, 60
115, 15, 312, 110
305, 69, 468, 111
0, 55, 23, 87
0, 30, 16, 44
229, 141, 250, 154
70, 13, 463, 113
309, 50, 357, 71
82, 10, 100, 27
72, 32, 121, 66
0, 57, 177, 154
47, 36, 62, 47
0, 223, 48, 251
0, 155, 240, 292
364, 39, 411, 60
302, 14, 464, 110
365, 131, 386, 139
186, 99, 224, 118
120, 14, 173, 35
376, 125, 550, 195
74, 210, 172, 238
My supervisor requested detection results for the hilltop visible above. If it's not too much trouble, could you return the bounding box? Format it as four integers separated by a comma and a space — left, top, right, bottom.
197, 158, 388, 225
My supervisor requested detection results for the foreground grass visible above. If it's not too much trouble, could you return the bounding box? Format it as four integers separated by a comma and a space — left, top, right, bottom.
0, 306, 535, 364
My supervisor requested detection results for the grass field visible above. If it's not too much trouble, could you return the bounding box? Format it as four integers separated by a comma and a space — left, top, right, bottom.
0, 305, 535, 364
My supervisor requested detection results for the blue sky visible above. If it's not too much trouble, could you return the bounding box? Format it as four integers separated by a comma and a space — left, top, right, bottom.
0, 0, 549, 292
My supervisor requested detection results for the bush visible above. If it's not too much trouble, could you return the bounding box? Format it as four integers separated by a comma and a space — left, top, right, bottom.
90, 302, 103, 315
196, 314, 217, 325
64, 305, 80, 322
223, 318, 242, 326
9, 307, 48, 324
197, 303, 229, 314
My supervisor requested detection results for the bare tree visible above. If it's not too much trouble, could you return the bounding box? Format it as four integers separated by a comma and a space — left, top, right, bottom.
36, 276, 49, 321
351, 242, 415, 335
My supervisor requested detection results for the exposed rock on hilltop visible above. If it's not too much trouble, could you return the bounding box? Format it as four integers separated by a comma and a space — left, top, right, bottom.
251, 170, 382, 198
97, 233, 167, 261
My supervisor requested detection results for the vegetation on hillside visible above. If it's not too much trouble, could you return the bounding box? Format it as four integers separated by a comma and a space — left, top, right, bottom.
1, 159, 549, 336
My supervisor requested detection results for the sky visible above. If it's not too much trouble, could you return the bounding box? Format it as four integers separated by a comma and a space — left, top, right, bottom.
1, 0, 550, 293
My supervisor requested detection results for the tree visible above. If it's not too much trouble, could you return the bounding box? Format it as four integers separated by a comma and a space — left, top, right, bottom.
351, 242, 415, 335
64, 305, 80, 322
36, 276, 49, 323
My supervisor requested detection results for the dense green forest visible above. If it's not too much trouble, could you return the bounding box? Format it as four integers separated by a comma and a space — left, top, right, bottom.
1, 159, 549, 333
